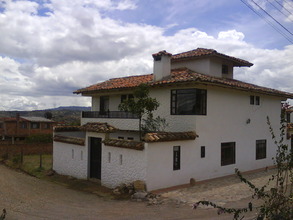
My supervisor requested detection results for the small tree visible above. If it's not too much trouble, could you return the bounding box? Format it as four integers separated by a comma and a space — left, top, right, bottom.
118, 84, 159, 139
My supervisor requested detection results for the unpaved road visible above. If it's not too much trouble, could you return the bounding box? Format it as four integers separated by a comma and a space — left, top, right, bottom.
0, 164, 259, 220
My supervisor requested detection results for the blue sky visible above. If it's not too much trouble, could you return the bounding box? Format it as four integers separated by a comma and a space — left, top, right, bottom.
0, 0, 292, 110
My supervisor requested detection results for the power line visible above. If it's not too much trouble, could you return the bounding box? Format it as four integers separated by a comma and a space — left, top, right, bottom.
250, 0, 293, 36
275, 0, 293, 13
266, 0, 293, 22
240, 0, 293, 43
282, 0, 293, 10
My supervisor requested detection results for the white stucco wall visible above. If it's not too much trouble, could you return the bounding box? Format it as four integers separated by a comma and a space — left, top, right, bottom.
53, 141, 88, 179
101, 145, 147, 188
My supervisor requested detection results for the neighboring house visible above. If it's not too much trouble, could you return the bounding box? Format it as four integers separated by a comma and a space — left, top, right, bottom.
53, 48, 293, 191
0, 115, 55, 141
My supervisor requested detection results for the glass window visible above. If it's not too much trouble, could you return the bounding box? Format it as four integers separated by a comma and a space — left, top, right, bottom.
171, 89, 207, 115
222, 64, 228, 74
256, 140, 267, 160
173, 146, 181, 170
31, 122, 40, 129
221, 142, 236, 166
201, 146, 205, 158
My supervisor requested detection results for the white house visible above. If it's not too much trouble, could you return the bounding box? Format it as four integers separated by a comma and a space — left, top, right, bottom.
53, 48, 293, 191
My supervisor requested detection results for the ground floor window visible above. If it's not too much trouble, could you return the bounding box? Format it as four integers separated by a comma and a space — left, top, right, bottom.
256, 140, 267, 160
221, 142, 235, 166
173, 146, 181, 170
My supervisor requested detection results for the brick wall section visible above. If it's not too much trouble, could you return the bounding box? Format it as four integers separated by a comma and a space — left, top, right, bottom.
0, 142, 52, 157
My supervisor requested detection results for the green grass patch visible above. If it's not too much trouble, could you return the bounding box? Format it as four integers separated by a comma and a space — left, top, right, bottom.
21, 154, 52, 178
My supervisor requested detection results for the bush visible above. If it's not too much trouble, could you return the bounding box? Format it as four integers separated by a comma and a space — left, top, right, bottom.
25, 134, 53, 144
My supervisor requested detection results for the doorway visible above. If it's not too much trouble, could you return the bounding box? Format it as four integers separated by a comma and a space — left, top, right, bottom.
89, 137, 102, 179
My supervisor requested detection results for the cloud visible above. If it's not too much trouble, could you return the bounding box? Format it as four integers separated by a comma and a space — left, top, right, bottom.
0, 0, 292, 110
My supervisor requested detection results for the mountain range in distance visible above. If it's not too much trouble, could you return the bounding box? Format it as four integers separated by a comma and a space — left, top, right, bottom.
0, 106, 91, 125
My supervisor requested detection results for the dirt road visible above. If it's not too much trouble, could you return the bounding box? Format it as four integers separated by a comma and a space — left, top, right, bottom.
0, 164, 262, 220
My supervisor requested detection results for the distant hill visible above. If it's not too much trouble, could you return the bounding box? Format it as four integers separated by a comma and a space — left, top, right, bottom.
47, 106, 91, 111
0, 106, 91, 125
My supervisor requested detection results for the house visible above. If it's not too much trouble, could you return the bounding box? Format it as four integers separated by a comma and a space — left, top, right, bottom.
53, 48, 293, 191
0, 115, 55, 142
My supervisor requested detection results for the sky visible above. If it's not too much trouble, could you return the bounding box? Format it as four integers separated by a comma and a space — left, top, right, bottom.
0, 0, 292, 110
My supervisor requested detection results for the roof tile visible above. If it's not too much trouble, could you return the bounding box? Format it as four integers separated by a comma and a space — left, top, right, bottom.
75, 68, 293, 98
172, 48, 253, 67
144, 131, 198, 142
103, 139, 144, 150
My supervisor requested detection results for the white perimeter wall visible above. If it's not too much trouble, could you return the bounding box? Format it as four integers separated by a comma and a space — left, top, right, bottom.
53, 141, 88, 179
101, 145, 147, 188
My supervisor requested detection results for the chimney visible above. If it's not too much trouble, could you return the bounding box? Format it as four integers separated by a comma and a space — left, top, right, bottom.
152, 50, 172, 81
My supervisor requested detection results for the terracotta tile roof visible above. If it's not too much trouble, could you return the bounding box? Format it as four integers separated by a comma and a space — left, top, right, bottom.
103, 139, 144, 150
81, 122, 117, 133
152, 50, 172, 58
54, 123, 117, 133
75, 68, 293, 98
74, 74, 153, 94
171, 48, 253, 67
54, 135, 85, 146
144, 131, 198, 142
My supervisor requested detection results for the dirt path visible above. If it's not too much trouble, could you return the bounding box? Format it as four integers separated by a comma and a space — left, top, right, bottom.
0, 164, 268, 219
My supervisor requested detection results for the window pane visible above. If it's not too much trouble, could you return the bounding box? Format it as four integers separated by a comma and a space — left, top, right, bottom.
256, 140, 266, 160
171, 89, 206, 115
173, 146, 181, 170
221, 142, 235, 166
250, 96, 255, 105
256, 96, 260, 105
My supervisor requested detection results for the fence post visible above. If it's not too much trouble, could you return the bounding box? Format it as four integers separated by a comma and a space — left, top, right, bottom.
20, 144, 23, 164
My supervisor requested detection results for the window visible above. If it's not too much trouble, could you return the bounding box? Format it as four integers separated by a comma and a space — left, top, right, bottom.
173, 146, 181, 170
43, 123, 51, 129
81, 151, 83, 160
171, 89, 207, 115
108, 152, 111, 163
118, 136, 124, 140
31, 122, 40, 129
256, 140, 267, 160
121, 94, 134, 103
21, 122, 27, 129
100, 96, 109, 115
222, 64, 228, 74
201, 146, 205, 158
221, 142, 235, 166
127, 137, 134, 140
286, 112, 291, 123
250, 95, 260, 105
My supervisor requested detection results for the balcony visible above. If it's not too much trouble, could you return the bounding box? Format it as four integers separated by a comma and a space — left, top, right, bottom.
82, 111, 139, 119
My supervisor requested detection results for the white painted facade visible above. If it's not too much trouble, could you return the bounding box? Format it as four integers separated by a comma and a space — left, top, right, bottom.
53, 141, 88, 179
53, 49, 292, 191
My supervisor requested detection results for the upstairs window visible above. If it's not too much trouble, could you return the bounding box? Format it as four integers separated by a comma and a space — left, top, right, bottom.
171, 88, 207, 115
31, 122, 40, 129
250, 95, 260, 105
256, 140, 267, 160
20, 122, 27, 129
286, 112, 291, 123
121, 94, 134, 103
222, 64, 229, 74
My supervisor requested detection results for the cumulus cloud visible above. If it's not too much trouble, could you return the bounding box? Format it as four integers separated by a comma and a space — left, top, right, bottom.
0, 0, 292, 110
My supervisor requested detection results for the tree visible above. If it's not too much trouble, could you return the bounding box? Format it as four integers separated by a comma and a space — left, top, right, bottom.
44, 112, 53, 119
118, 84, 160, 139
193, 111, 293, 220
